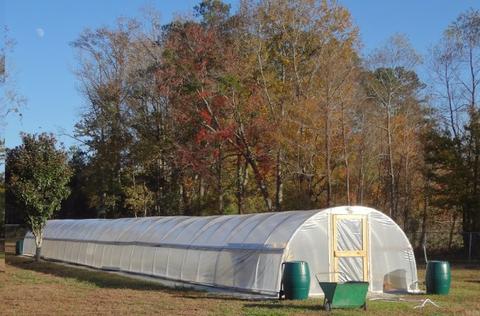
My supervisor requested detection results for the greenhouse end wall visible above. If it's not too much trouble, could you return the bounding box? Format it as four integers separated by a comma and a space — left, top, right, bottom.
284, 207, 418, 295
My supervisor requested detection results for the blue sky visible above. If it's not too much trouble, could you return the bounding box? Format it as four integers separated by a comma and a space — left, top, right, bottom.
3, 0, 479, 149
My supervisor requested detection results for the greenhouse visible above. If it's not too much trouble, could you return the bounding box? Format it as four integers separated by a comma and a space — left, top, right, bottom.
22, 205, 419, 296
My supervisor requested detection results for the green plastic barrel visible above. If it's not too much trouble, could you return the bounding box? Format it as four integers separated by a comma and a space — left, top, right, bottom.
281, 261, 310, 300
426, 261, 451, 295
15, 239, 24, 256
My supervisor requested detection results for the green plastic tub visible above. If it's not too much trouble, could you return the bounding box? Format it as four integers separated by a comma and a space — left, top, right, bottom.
317, 281, 369, 311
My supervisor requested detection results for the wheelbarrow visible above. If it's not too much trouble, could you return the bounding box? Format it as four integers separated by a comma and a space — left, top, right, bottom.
315, 273, 369, 311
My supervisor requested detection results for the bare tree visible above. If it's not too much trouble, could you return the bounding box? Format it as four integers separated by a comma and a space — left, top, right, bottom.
0, 27, 25, 126
366, 34, 422, 221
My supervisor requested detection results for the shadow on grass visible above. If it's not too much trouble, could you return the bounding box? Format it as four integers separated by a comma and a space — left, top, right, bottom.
6, 255, 195, 292
244, 302, 322, 312
465, 279, 480, 284
172, 294, 267, 302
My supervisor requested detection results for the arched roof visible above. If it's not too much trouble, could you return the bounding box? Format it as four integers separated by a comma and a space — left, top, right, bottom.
42, 210, 319, 252
37, 206, 409, 254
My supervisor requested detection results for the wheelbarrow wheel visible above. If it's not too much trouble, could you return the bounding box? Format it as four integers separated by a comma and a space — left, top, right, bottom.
324, 301, 331, 312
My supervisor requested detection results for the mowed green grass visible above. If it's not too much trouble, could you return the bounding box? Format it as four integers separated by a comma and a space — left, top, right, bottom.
2, 253, 480, 315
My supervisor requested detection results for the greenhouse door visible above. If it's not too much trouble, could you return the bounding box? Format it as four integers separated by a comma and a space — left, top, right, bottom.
331, 214, 369, 282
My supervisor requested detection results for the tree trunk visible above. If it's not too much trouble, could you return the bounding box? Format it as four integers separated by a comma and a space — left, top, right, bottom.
325, 99, 332, 206
420, 187, 428, 250
386, 104, 396, 220
341, 102, 351, 205
34, 234, 43, 262
236, 154, 243, 214
246, 153, 272, 212
448, 211, 458, 251
35, 247, 41, 262
358, 146, 365, 205
179, 183, 185, 215
468, 47, 476, 111
444, 63, 458, 139
275, 149, 283, 211
143, 182, 148, 218
199, 176, 205, 206
471, 112, 479, 232
402, 154, 410, 230
357, 111, 366, 205
217, 146, 224, 215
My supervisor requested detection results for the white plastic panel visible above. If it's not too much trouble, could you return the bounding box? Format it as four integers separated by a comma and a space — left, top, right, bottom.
369, 211, 418, 292
338, 257, 363, 282
336, 218, 363, 251
284, 212, 330, 295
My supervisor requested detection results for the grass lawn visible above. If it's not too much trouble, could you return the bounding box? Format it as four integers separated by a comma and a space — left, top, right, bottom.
1, 253, 479, 315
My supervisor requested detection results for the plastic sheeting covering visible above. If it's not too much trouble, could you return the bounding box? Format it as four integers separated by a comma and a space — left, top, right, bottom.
22, 206, 418, 296
336, 218, 364, 282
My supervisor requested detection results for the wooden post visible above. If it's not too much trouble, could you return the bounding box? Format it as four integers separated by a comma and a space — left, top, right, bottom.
468, 232, 473, 261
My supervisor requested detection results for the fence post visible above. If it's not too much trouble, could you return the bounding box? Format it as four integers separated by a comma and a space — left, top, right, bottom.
422, 231, 428, 263
468, 232, 472, 261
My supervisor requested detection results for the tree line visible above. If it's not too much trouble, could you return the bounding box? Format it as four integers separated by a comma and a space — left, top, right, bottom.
5, 1, 480, 252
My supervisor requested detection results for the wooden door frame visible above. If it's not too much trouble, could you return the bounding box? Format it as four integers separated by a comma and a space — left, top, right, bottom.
330, 214, 369, 282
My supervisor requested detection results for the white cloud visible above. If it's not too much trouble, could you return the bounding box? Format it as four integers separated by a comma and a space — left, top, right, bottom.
36, 28, 45, 38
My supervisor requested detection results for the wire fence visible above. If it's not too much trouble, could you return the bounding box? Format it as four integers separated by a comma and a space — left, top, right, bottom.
4, 224, 27, 241
406, 231, 480, 261
3, 224, 27, 254
463, 232, 480, 260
